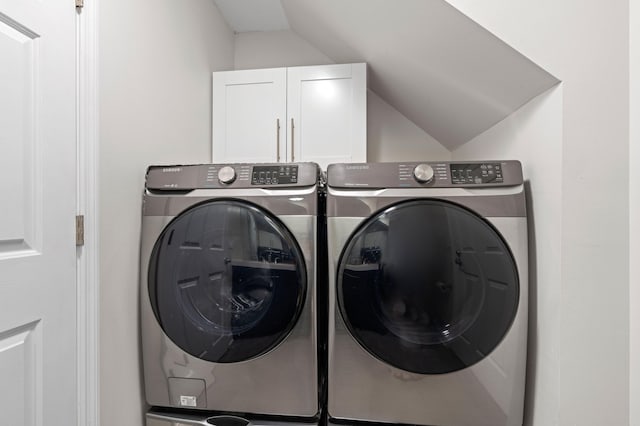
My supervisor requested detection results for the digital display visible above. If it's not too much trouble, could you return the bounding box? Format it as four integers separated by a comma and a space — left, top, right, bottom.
251, 165, 298, 185
450, 163, 504, 184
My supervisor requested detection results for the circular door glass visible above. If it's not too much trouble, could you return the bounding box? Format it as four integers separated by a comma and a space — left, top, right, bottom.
337, 199, 519, 374
149, 200, 307, 363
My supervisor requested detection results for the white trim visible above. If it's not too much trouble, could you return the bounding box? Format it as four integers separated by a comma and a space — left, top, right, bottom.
630, 0, 639, 424
76, 1, 100, 425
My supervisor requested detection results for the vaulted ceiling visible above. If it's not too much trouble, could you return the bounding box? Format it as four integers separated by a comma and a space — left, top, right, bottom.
213, 0, 559, 150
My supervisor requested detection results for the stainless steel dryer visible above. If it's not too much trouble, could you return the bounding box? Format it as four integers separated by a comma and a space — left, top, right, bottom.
140, 163, 320, 420
326, 161, 528, 426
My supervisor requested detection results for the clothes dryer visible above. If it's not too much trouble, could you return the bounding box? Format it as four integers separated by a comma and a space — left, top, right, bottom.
140, 163, 320, 419
326, 161, 528, 426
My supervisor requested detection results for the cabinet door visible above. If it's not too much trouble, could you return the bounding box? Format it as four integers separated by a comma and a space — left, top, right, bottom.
286, 63, 367, 170
213, 68, 287, 163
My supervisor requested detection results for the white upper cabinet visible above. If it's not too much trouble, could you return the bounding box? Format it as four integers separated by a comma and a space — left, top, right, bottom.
213, 63, 367, 169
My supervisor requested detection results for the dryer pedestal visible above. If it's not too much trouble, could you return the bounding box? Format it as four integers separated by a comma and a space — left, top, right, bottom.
146, 409, 319, 426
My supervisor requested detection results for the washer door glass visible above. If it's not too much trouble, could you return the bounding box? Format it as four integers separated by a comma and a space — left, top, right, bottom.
337, 199, 519, 374
149, 200, 307, 363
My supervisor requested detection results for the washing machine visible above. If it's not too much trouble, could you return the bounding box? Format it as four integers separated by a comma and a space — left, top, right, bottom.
326, 161, 528, 426
140, 163, 321, 421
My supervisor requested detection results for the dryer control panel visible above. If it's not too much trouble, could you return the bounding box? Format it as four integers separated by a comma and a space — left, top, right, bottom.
327, 161, 523, 189
145, 163, 317, 191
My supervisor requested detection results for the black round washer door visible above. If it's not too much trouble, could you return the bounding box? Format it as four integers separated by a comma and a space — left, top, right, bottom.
337, 199, 519, 374
149, 200, 307, 363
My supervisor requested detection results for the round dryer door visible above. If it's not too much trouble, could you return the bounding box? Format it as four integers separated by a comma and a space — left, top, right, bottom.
337, 199, 519, 374
148, 200, 307, 363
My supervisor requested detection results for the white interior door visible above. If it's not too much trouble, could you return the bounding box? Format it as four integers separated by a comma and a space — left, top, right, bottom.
0, 0, 77, 425
212, 68, 287, 163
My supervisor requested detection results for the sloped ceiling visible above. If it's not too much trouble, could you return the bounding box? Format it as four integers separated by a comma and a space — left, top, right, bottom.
212, 0, 559, 150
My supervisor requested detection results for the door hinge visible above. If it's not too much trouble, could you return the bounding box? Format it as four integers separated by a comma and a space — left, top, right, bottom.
75, 0, 84, 9
76, 215, 85, 247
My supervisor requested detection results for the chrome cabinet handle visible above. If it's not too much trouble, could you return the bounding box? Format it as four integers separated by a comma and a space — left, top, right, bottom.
276, 118, 281, 162
291, 118, 295, 162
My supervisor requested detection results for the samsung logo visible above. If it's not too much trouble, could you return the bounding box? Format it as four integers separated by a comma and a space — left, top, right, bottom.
162, 167, 182, 173
346, 165, 369, 170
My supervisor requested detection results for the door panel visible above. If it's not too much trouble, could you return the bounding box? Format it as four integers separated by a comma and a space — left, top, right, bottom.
0, 321, 40, 426
287, 63, 367, 169
297, 78, 351, 161
0, 0, 77, 424
0, 13, 39, 256
225, 83, 282, 162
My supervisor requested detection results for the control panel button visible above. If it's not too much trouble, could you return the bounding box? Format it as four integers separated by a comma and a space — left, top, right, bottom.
217, 166, 236, 184
413, 164, 435, 184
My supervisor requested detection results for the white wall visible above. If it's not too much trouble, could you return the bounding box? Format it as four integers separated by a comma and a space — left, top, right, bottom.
234, 30, 333, 70
447, 1, 630, 425
234, 31, 448, 162
631, 0, 639, 423
368, 90, 450, 162
453, 87, 563, 425
99, 1, 234, 424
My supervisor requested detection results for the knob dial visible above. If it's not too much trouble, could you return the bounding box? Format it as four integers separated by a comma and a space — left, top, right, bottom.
217, 166, 236, 184
413, 164, 435, 184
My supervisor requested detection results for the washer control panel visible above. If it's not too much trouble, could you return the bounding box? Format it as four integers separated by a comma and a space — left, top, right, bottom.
327, 161, 522, 189
251, 165, 298, 185
450, 163, 503, 185
145, 163, 316, 190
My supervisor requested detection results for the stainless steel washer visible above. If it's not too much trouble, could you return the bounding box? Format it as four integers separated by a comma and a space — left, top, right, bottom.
326, 161, 528, 426
140, 163, 320, 419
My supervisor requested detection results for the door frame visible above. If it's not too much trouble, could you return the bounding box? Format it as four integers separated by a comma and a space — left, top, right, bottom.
76, 1, 100, 425
630, 0, 639, 423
